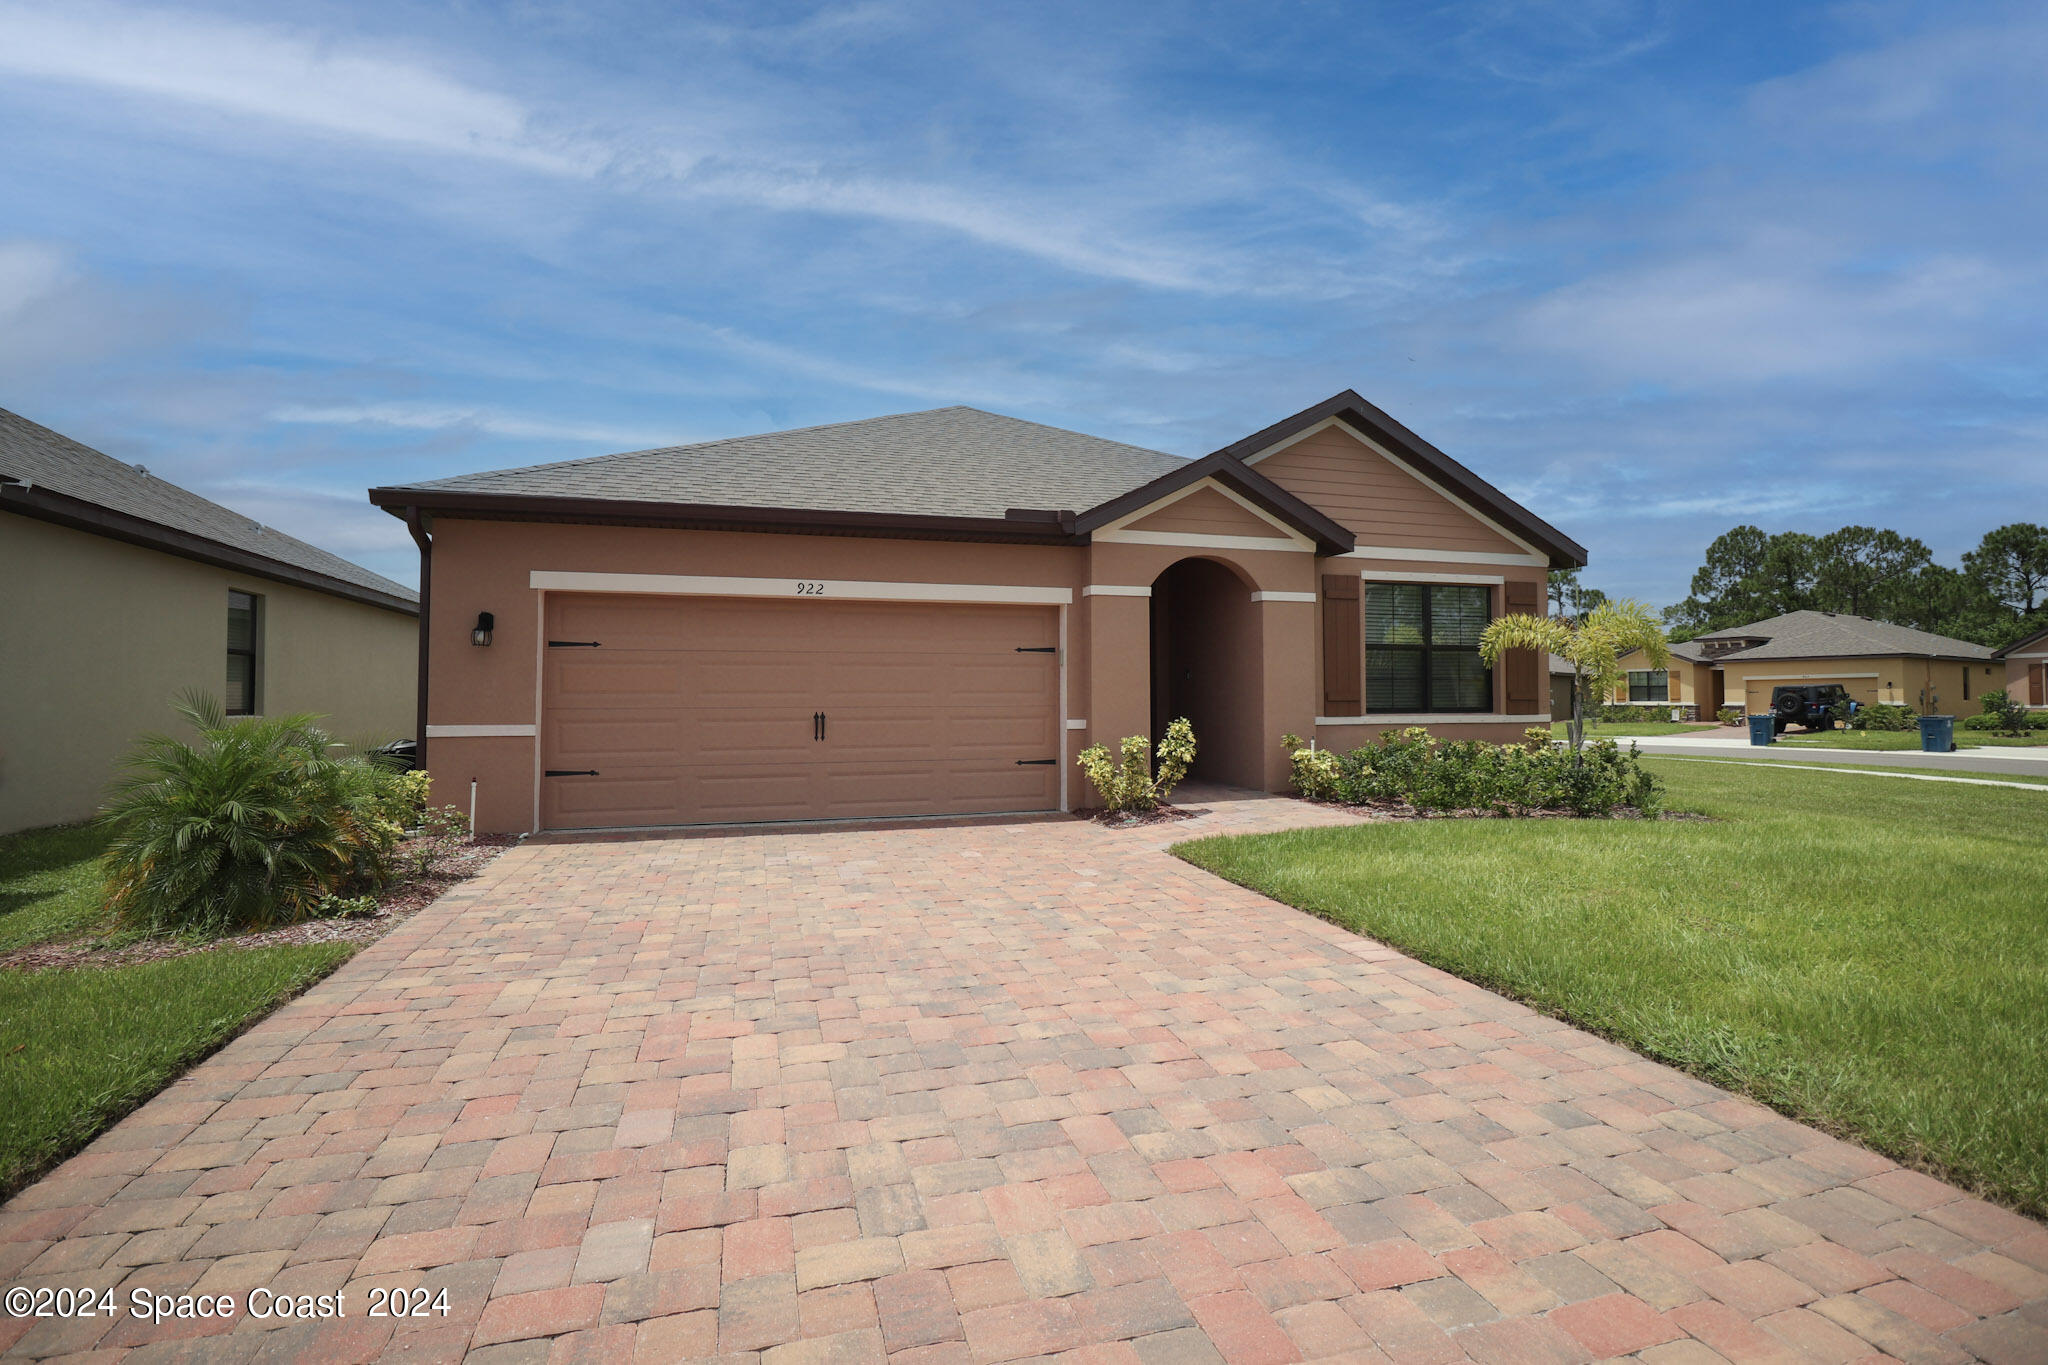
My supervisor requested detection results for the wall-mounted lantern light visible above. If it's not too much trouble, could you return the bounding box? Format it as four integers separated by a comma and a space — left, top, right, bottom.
472, 611, 495, 646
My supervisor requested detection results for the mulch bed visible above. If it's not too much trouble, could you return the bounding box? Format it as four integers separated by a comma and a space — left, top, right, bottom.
0, 834, 517, 973
1076, 805, 1203, 829
1299, 797, 1707, 822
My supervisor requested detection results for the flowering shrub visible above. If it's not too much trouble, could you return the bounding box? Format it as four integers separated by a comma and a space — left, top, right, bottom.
1078, 718, 1197, 813
1281, 726, 1660, 818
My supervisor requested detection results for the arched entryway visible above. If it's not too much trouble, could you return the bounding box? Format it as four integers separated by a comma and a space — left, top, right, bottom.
1149, 557, 1265, 788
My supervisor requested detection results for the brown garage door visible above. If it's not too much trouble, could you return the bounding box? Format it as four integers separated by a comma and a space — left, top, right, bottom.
540, 593, 1061, 829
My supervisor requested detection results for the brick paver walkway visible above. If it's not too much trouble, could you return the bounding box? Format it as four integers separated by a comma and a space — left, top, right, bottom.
3, 789, 2044, 1363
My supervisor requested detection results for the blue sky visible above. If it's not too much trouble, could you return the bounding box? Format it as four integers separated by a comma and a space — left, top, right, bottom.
3, 0, 2043, 601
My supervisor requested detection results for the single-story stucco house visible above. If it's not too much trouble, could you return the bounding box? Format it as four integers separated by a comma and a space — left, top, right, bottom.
367, 392, 1586, 833
1614, 610, 1999, 720
1, 409, 420, 835
1994, 623, 2048, 706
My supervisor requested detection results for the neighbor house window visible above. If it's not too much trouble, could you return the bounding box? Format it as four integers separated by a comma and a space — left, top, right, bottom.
1364, 583, 1491, 712
227, 590, 260, 716
1627, 669, 1669, 703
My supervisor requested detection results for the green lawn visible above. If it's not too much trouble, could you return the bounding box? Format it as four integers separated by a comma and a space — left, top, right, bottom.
1655, 755, 2048, 788
0, 824, 356, 1199
1174, 759, 2048, 1214
0, 823, 115, 953
1776, 728, 2048, 750
1552, 720, 1719, 738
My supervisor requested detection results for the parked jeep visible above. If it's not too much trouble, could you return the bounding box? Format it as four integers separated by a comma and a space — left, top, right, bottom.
1770, 684, 1852, 734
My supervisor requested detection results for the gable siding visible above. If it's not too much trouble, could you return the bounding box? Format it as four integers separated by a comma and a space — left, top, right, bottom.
1124, 486, 1291, 538
1254, 427, 1527, 555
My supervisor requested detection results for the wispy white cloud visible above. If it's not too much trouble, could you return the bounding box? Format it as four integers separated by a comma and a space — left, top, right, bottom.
268, 403, 678, 448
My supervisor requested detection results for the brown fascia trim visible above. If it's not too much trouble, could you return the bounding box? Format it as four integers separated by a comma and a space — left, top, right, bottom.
367, 487, 1088, 545
3, 481, 420, 616
1712, 649, 1997, 665
1216, 390, 1589, 569
1066, 451, 1356, 556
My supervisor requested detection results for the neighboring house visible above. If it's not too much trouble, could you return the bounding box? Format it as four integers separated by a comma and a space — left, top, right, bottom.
1994, 623, 2048, 706
1, 409, 419, 835
1614, 610, 1999, 720
368, 392, 1585, 833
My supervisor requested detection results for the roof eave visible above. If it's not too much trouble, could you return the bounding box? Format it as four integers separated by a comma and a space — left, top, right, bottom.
1217, 391, 1588, 569
366, 487, 1087, 546
5, 482, 419, 616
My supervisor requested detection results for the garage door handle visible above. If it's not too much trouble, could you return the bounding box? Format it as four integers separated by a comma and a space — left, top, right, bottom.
544, 769, 600, 777
1015, 646, 1056, 653
548, 640, 602, 648
1016, 758, 1056, 765
814, 712, 825, 741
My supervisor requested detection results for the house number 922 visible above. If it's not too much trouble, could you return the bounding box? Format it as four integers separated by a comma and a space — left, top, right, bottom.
794, 581, 825, 595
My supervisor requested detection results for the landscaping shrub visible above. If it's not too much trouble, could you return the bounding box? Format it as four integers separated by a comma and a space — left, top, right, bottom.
100, 693, 422, 934
1716, 706, 1743, 725
1962, 690, 2038, 736
1980, 688, 2010, 716
1281, 727, 1659, 817
1077, 718, 1196, 813
1851, 702, 1918, 731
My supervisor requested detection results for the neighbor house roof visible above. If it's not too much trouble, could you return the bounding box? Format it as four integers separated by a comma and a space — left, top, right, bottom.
0, 408, 417, 614
368, 395, 1579, 565
1992, 622, 2048, 658
1690, 610, 1993, 662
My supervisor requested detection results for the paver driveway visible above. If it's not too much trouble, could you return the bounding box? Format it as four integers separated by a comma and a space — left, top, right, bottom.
3, 789, 2044, 1364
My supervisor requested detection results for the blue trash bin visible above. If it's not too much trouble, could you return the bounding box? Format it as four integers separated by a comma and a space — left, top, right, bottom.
1919, 715, 1955, 752
1748, 714, 1775, 746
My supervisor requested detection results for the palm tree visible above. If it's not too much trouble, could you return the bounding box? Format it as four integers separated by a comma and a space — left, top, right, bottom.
1481, 599, 1670, 753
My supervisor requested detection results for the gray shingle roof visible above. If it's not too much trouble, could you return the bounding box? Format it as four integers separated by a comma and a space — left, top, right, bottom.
383, 406, 1190, 520
0, 407, 416, 605
1693, 610, 1993, 661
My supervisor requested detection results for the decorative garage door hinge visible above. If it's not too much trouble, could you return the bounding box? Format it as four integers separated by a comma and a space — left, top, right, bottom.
547, 640, 602, 647
1014, 646, 1056, 653
544, 769, 600, 777
1015, 758, 1056, 765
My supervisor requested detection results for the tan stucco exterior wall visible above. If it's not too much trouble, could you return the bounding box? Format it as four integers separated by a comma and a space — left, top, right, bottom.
0, 514, 418, 834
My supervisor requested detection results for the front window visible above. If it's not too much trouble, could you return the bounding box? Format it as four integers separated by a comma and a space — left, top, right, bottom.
227, 590, 260, 716
1364, 583, 1492, 712
1627, 669, 1669, 702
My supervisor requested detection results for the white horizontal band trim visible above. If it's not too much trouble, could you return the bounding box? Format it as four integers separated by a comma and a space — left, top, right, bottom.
1092, 529, 1313, 552
2006, 651, 2048, 659
1739, 672, 1880, 681
1358, 570, 1505, 585
426, 724, 537, 738
1250, 591, 1317, 603
1316, 713, 1534, 726
1339, 546, 1548, 567
1065, 719, 1088, 730
530, 571, 1072, 605
1081, 585, 1152, 597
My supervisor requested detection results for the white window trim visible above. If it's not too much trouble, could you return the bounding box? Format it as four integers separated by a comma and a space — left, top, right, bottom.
1250, 591, 1317, 603
1317, 713, 1531, 726
1356, 569, 1505, 585
1338, 546, 1548, 567
1241, 416, 1547, 559
1082, 585, 1151, 597
427, 724, 537, 738
528, 571, 1072, 605
1737, 672, 1881, 681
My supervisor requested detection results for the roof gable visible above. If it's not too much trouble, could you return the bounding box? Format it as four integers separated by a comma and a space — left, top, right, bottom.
1218, 391, 1586, 568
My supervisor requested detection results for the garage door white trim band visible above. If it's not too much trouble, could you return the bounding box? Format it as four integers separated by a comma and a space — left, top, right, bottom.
1082, 585, 1151, 597
1741, 672, 1880, 681
529, 571, 1073, 606
426, 724, 537, 738
1251, 591, 1317, 603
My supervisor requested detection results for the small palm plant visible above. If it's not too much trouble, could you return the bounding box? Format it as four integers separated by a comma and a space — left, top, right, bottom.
100, 692, 410, 934
1480, 599, 1670, 753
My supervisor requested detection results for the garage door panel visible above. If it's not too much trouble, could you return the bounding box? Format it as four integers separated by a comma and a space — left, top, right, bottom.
541, 592, 1061, 828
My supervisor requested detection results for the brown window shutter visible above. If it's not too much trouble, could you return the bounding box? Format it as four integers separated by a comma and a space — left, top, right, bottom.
1501, 579, 1542, 714
1321, 575, 1361, 716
